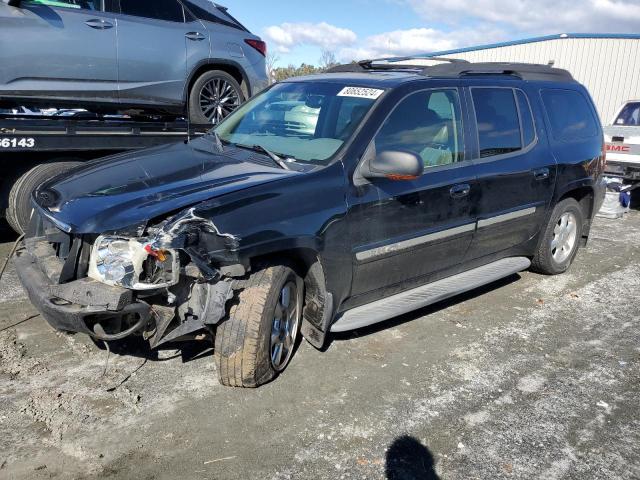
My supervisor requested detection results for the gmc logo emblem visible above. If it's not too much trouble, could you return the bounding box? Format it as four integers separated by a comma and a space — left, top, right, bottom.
607, 144, 631, 152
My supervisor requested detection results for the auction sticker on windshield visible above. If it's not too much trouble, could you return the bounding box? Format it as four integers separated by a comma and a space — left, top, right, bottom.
337, 87, 384, 100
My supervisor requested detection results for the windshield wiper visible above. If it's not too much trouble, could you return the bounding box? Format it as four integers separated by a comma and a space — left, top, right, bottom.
237, 144, 291, 170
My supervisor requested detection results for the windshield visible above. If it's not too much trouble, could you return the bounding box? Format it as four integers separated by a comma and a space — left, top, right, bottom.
614, 102, 640, 126
215, 82, 382, 164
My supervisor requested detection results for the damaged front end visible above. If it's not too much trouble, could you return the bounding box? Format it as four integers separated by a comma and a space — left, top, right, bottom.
14, 207, 245, 348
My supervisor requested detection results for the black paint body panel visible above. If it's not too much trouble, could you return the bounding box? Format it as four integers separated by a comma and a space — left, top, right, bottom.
29, 72, 606, 329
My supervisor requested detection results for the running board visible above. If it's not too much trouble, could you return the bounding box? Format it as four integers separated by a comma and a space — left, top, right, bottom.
331, 257, 531, 333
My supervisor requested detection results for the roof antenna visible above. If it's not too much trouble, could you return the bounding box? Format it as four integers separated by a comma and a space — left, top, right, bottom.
548, 60, 556, 67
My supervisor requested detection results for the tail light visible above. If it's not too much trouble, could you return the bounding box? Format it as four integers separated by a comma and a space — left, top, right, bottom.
245, 39, 267, 56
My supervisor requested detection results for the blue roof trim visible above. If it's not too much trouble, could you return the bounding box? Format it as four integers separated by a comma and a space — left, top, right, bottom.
408, 33, 640, 59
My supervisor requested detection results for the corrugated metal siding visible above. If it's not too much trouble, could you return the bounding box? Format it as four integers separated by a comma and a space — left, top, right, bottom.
446, 38, 640, 123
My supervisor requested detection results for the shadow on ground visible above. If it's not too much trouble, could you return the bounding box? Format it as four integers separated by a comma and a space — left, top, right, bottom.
0, 219, 18, 243
92, 335, 214, 364
385, 435, 441, 480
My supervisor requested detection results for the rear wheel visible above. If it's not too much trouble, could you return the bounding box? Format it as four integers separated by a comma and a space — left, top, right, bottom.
188, 70, 244, 125
531, 198, 584, 275
214, 264, 303, 388
6, 160, 82, 234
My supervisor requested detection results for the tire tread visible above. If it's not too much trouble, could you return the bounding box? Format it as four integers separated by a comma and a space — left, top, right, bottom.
531, 198, 583, 275
214, 266, 281, 388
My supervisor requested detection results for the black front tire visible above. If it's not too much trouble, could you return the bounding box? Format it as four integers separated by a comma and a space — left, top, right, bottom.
214, 264, 303, 388
188, 70, 244, 125
531, 198, 584, 275
6, 160, 82, 234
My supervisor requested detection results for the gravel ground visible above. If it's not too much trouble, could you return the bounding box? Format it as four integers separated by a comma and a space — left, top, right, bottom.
0, 212, 639, 480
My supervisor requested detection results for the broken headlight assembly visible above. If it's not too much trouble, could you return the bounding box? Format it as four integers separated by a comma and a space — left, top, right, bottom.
88, 235, 180, 291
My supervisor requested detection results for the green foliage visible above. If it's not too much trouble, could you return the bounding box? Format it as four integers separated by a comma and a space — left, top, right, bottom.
272, 63, 326, 82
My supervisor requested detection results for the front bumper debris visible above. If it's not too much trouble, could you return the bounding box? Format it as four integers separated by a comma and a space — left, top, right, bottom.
13, 247, 151, 339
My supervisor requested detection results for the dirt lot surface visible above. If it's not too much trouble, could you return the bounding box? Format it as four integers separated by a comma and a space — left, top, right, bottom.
1, 211, 639, 480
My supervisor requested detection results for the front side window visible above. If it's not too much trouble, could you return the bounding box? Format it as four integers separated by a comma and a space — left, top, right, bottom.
473, 88, 522, 158
215, 82, 381, 164
614, 102, 640, 126
24, 0, 102, 10
541, 89, 599, 141
120, 0, 184, 22
373, 89, 464, 169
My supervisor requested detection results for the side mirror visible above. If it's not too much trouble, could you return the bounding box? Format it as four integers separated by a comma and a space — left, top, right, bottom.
8, 0, 22, 7
361, 150, 424, 181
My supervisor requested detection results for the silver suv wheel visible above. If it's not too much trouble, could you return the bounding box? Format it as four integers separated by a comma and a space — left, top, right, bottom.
551, 212, 578, 264
199, 77, 241, 124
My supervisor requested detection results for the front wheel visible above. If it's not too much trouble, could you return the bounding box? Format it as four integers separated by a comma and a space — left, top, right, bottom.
188, 70, 244, 125
214, 264, 303, 388
531, 198, 584, 275
6, 160, 82, 234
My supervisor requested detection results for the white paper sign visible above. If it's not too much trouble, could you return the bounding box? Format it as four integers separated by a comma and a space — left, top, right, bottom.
337, 86, 385, 100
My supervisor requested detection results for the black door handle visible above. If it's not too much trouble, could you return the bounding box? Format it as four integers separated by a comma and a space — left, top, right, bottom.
85, 18, 113, 29
450, 183, 471, 199
533, 167, 550, 180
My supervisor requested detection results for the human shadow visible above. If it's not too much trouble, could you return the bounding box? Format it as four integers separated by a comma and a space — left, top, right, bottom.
385, 435, 441, 480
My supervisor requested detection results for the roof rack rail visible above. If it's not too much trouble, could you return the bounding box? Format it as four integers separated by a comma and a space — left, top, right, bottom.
326, 56, 467, 73
422, 62, 575, 82
366, 56, 469, 65
326, 60, 575, 82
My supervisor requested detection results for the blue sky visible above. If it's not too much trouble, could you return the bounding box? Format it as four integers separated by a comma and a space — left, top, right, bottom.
223, 0, 640, 67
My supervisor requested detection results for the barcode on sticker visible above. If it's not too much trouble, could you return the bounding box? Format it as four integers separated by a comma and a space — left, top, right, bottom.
337, 87, 384, 100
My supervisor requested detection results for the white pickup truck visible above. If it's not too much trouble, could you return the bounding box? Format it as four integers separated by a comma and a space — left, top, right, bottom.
604, 100, 640, 181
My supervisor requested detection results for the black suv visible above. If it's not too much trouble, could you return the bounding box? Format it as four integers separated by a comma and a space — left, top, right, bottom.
14, 60, 607, 388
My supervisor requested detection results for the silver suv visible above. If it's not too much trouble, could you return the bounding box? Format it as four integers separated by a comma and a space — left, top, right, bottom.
0, 0, 268, 124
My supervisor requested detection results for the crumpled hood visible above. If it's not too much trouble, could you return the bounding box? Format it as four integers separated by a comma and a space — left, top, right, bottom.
34, 138, 296, 234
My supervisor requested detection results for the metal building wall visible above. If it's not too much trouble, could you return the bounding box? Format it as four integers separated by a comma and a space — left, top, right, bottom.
442, 37, 640, 123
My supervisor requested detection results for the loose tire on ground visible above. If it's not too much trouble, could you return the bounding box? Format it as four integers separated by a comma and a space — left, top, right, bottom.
188, 70, 244, 125
214, 264, 303, 388
531, 198, 584, 275
6, 161, 82, 234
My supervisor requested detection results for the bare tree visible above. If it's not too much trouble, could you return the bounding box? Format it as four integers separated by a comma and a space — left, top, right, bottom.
266, 51, 281, 84
319, 50, 338, 70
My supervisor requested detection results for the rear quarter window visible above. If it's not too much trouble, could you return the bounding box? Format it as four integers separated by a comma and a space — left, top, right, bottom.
541, 89, 599, 142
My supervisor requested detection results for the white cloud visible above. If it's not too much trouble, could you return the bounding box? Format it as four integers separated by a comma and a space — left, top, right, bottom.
264, 0, 640, 66
404, 0, 640, 33
264, 22, 357, 54
263, 21, 507, 63
338, 26, 507, 62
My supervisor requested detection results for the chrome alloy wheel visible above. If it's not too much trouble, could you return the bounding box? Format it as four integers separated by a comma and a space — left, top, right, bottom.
551, 212, 578, 263
270, 281, 300, 371
199, 77, 241, 124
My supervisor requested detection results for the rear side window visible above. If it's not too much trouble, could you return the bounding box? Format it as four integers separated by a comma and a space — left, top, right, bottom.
516, 90, 536, 146
541, 89, 599, 141
24, 0, 102, 10
182, 1, 246, 30
614, 102, 640, 126
120, 0, 185, 22
472, 88, 521, 158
